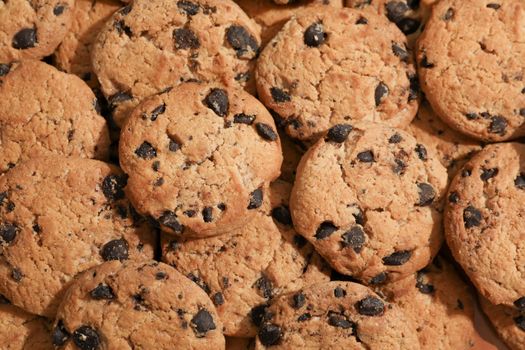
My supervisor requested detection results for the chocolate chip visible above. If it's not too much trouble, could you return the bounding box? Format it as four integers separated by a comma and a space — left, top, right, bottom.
271, 205, 292, 226
315, 221, 337, 240
417, 183, 435, 206
187, 273, 211, 294
374, 82, 389, 106
190, 309, 216, 337
100, 239, 129, 261
385, 1, 409, 23
149, 104, 166, 121
304, 22, 327, 47
119, 4, 132, 15
159, 211, 184, 234
0, 64, 10, 77
292, 292, 306, 309
212, 292, 224, 306
259, 323, 282, 346
326, 124, 352, 143
270, 87, 291, 103
12, 28, 37, 49
108, 91, 132, 109
293, 234, 308, 248
334, 286, 346, 298
382, 250, 412, 265
52, 320, 70, 346
233, 113, 255, 125
217, 203, 226, 211
135, 141, 157, 159
486, 3, 501, 10
90, 284, 115, 300
353, 207, 365, 226
114, 20, 132, 36
462, 169, 472, 177
397, 18, 420, 35
357, 150, 374, 163
463, 206, 482, 228
226, 25, 259, 58
11, 268, 23, 282
0, 223, 18, 244
168, 137, 181, 152
489, 116, 507, 135
202, 207, 213, 223
370, 272, 387, 285
183, 210, 196, 218
515, 173, 525, 189
443, 7, 455, 20
356, 296, 385, 316
416, 272, 435, 294
515, 316, 525, 331
514, 297, 525, 310
356, 16, 369, 25
465, 113, 478, 120
101, 174, 127, 201
73, 326, 100, 350
177, 0, 200, 15
392, 43, 409, 62
203, 88, 229, 117
449, 191, 459, 203
155, 271, 167, 280
254, 275, 273, 299
415, 144, 428, 161
480, 167, 499, 181
420, 55, 435, 68
298, 313, 311, 321
256, 123, 278, 141
392, 159, 407, 175
519, 108, 525, 117
174, 28, 200, 49
341, 226, 366, 253
53, 4, 66, 15
251, 304, 270, 327
328, 312, 354, 329
248, 188, 263, 209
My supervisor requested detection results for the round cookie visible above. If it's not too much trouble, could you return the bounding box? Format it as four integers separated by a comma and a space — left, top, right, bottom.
0, 0, 74, 61
291, 123, 447, 283
235, 0, 344, 47
254, 281, 420, 349
377, 257, 480, 349
92, 0, 262, 127
162, 180, 330, 337
53, 260, 225, 349
0, 60, 111, 174
54, 0, 122, 87
444, 143, 525, 306
480, 297, 525, 350
0, 295, 53, 350
416, 0, 525, 142
0, 157, 155, 317
256, 7, 419, 141
119, 83, 282, 238
408, 100, 482, 178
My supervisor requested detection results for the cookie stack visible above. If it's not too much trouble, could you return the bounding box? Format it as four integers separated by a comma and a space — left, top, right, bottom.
0, 0, 523, 349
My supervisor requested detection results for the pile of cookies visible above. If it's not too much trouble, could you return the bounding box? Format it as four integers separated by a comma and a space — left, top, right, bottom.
0, 0, 523, 349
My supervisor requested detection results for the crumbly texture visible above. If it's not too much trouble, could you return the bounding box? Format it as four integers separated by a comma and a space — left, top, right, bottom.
226, 337, 255, 350
256, 7, 419, 141
93, 0, 262, 127
254, 281, 420, 349
119, 83, 282, 238
0, 157, 155, 317
235, 0, 343, 47
162, 180, 330, 337
408, 100, 482, 178
0, 297, 53, 350
54, 261, 225, 349
480, 297, 525, 350
0, 0, 74, 61
291, 123, 447, 283
378, 257, 479, 349
0, 60, 111, 174
54, 0, 122, 87
416, 0, 525, 142
445, 143, 525, 306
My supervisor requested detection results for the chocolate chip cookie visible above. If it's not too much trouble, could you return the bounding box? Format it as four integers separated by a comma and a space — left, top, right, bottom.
445, 142, 525, 306
0, 157, 155, 317
0, 0, 74, 61
162, 180, 330, 337
54, 0, 122, 87
119, 83, 282, 238
92, 0, 261, 127
408, 100, 482, 178
480, 297, 525, 350
254, 281, 419, 349
0, 295, 53, 350
0, 60, 111, 174
256, 7, 419, 140
378, 256, 480, 349
417, 0, 525, 142
53, 260, 225, 349
291, 123, 447, 283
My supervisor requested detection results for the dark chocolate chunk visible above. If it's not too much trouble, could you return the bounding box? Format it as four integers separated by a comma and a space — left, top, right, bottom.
326, 124, 352, 143
11, 268, 23, 282
355, 296, 385, 316
463, 206, 482, 228
0, 63, 11, 77
443, 7, 455, 20
12, 28, 37, 49
328, 312, 354, 329
258, 323, 282, 346
334, 286, 347, 298
304, 23, 327, 47
53, 4, 66, 16
489, 116, 507, 135
356, 16, 369, 25
486, 3, 501, 10
233, 113, 256, 125
177, 1, 200, 16
370, 272, 387, 285
341, 226, 366, 253
251, 304, 270, 327
515, 173, 525, 189
374, 82, 389, 106
392, 159, 407, 175
385, 1, 409, 23
448, 191, 459, 204
72, 326, 100, 350
271, 205, 292, 226
226, 25, 259, 58
465, 113, 478, 120
212, 292, 224, 306
174, 28, 200, 49
248, 188, 263, 209
357, 150, 375, 163
270, 87, 291, 103
254, 275, 273, 299
315, 221, 337, 240
480, 167, 499, 181
203, 88, 229, 117
187, 273, 211, 294
382, 250, 412, 265
168, 137, 181, 152
515, 315, 525, 331
256, 123, 278, 141
149, 104, 166, 121
90, 284, 115, 300
292, 292, 306, 309
0, 223, 18, 244
397, 18, 420, 35
52, 320, 70, 346
108, 91, 132, 109
202, 207, 213, 223
420, 55, 435, 68
159, 211, 184, 234
134, 141, 157, 159
416, 272, 435, 294
514, 297, 525, 310
392, 43, 409, 62
100, 239, 129, 261
191, 309, 216, 337
415, 144, 428, 161
417, 183, 435, 206
101, 174, 127, 201
298, 313, 311, 321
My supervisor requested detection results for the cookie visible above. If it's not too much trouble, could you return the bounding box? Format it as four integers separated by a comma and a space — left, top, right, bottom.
226, 337, 255, 350
0, 157, 155, 317
0, 295, 53, 350
0, 0, 74, 61
291, 123, 447, 283
480, 297, 525, 350
445, 142, 525, 306
378, 256, 480, 349
256, 7, 419, 141
416, 0, 525, 142
92, 0, 261, 127
408, 100, 482, 178
119, 83, 282, 238
0, 60, 111, 174
54, 0, 122, 87
235, 0, 343, 47
162, 180, 330, 337
53, 260, 225, 349
254, 281, 419, 349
